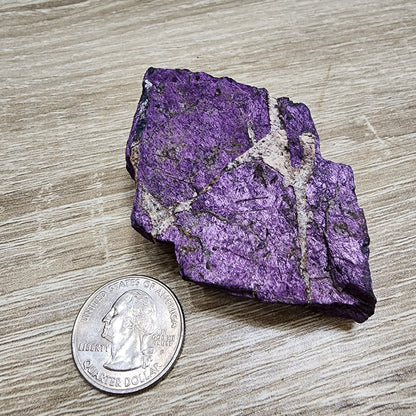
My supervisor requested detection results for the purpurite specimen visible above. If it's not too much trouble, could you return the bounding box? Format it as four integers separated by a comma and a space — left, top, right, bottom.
126, 68, 376, 322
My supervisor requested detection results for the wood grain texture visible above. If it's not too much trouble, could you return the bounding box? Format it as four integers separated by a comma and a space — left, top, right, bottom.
1, 0, 415, 414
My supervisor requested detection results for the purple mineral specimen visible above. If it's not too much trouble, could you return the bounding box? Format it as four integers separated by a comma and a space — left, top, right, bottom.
126, 68, 376, 323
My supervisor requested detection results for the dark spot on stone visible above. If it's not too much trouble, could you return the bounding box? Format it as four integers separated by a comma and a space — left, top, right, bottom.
346, 210, 360, 220
135, 119, 146, 137
270, 175, 278, 184
333, 221, 349, 235
361, 236, 370, 255
253, 164, 268, 187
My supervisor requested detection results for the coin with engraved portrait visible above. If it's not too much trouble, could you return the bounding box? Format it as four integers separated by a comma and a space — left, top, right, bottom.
72, 275, 185, 394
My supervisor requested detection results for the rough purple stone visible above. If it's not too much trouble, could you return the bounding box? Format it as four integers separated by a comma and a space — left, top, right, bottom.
126, 68, 376, 323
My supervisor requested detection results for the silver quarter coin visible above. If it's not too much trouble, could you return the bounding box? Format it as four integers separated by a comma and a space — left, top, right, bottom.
72, 275, 185, 394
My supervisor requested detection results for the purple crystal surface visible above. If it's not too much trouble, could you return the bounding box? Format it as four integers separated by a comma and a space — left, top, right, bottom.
126, 67, 376, 323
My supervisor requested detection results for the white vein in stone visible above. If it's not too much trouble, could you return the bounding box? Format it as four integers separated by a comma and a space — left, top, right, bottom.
136, 95, 315, 300
227, 97, 315, 300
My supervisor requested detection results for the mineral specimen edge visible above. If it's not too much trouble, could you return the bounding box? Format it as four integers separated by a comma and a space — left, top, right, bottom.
126, 67, 376, 323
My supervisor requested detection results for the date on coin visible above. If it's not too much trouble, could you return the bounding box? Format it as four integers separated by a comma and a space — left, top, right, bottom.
72, 275, 185, 394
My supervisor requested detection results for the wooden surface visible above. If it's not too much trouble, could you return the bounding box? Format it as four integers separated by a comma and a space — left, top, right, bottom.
1, 1, 415, 415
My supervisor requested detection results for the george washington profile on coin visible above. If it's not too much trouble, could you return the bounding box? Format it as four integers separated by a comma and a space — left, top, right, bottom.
72, 276, 185, 393
101, 289, 157, 371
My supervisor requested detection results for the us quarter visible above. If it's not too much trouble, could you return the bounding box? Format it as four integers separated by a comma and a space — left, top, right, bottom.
72, 275, 185, 394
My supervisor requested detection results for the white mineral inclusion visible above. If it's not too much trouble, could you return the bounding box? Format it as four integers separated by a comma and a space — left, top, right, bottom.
228, 97, 315, 300
139, 96, 315, 300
